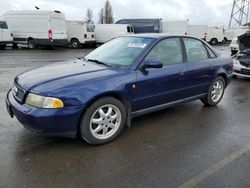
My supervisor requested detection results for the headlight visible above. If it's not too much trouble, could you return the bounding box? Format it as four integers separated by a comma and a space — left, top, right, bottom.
25, 93, 64, 108
233, 59, 239, 65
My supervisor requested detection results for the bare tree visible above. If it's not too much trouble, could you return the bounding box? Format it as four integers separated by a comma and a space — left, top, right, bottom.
98, 8, 104, 24
86, 8, 93, 23
104, 0, 114, 23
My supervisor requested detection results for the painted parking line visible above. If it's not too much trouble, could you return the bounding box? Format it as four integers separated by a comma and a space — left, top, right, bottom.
179, 143, 250, 188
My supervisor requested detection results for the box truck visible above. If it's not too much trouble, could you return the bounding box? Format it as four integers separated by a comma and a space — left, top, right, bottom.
162, 20, 188, 35
188, 25, 208, 40
115, 19, 163, 33
0, 20, 13, 49
206, 26, 225, 45
94, 24, 134, 44
1, 10, 68, 49
66, 21, 95, 48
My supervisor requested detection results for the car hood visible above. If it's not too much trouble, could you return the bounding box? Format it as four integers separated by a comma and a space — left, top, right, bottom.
238, 30, 250, 52
15, 59, 122, 91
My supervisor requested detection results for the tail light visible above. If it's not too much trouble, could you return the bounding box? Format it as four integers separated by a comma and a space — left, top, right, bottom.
10, 33, 13, 37
48, 29, 53, 39
204, 32, 207, 41
229, 61, 234, 71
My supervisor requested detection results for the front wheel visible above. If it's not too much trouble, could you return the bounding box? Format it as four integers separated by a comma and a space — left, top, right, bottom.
80, 97, 126, 145
201, 76, 226, 106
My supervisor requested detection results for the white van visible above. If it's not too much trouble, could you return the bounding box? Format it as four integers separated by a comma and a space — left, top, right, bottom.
224, 27, 249, 41
1, 10, 68, 49
94, 24, 134, 44
230, 37, 239, 55
188, 25, 208, 40
0, 20, 13, 49
66, 21, 95, 48
206, 26, 225, 45
162, 20, 188, 35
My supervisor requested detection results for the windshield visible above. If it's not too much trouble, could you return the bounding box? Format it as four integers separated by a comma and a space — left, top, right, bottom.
85, 37, 153, 67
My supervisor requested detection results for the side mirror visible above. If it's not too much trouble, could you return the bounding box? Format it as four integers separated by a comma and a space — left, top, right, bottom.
144, 58, 163, 69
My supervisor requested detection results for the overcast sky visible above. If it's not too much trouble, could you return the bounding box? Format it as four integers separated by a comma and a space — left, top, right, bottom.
0, 0, 246, 26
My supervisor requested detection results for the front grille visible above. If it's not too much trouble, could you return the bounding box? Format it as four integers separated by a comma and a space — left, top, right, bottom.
12, 83, 26, 103
240, 61, 250, 68
235, 69, 250, 75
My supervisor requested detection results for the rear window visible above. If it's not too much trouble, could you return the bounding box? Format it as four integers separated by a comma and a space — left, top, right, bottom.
0, 21, 8, 29
86, 24, 94, 32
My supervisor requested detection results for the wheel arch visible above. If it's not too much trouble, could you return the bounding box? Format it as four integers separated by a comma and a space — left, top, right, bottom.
76, 92, 131, 137
71, 38, 80, 43
216, 73, 228, 86
26, 37, 36, 43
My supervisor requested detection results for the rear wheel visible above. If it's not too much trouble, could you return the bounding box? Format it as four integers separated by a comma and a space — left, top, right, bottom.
71, 38, 80, 49
210, 38, 218, 45
201, 76, 225, 106
0, 44, 6, 50
80, 97, 126, 145
27, 39, 36, 49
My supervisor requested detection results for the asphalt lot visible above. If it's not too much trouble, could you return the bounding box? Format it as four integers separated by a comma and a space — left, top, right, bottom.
0, 45, 250, 188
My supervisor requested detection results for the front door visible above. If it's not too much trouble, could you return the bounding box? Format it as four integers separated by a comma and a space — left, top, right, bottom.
133, 37, 189, 111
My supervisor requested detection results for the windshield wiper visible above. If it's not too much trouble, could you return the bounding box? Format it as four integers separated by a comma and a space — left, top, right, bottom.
86, 59, 111, 67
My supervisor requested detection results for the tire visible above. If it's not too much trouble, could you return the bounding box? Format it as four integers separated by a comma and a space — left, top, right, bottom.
71, 38, 80, 49
12, 43, 18, 49
201, 76, 226, 106
80, 97, 126, 145
27, 39, 36, 49
0, 44, 6, 50
210, 38, 218, 45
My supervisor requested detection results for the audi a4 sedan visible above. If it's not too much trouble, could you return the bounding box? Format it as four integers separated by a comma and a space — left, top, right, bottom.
6, 34, 233, 145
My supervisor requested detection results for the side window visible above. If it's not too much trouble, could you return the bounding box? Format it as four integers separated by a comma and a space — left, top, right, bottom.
0, 21, 8, 29
145, 38, 183, 66
184, 38, 208, 62
127, 26, 131, 33
130, 26, 134, 33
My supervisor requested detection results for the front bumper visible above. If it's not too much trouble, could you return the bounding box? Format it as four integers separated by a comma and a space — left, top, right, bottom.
233, 59, 250, 78
5, 90, 83, 138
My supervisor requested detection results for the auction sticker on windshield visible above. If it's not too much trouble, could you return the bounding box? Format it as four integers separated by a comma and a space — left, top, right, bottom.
127, 43, 147, 48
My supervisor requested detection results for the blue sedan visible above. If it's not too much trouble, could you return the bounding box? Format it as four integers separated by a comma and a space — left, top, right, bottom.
6, 34, 233, 145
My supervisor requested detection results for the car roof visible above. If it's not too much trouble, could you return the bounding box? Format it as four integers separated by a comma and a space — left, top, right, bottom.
123, 33, 196, 39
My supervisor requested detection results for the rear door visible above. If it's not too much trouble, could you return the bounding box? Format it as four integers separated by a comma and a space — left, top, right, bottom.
50, 15, 67, 40
0, 23, 2, 41
86, 24, 95, 41
183, 37, 216, 96
134, 37, 189, 111
0, 21, 11, 42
